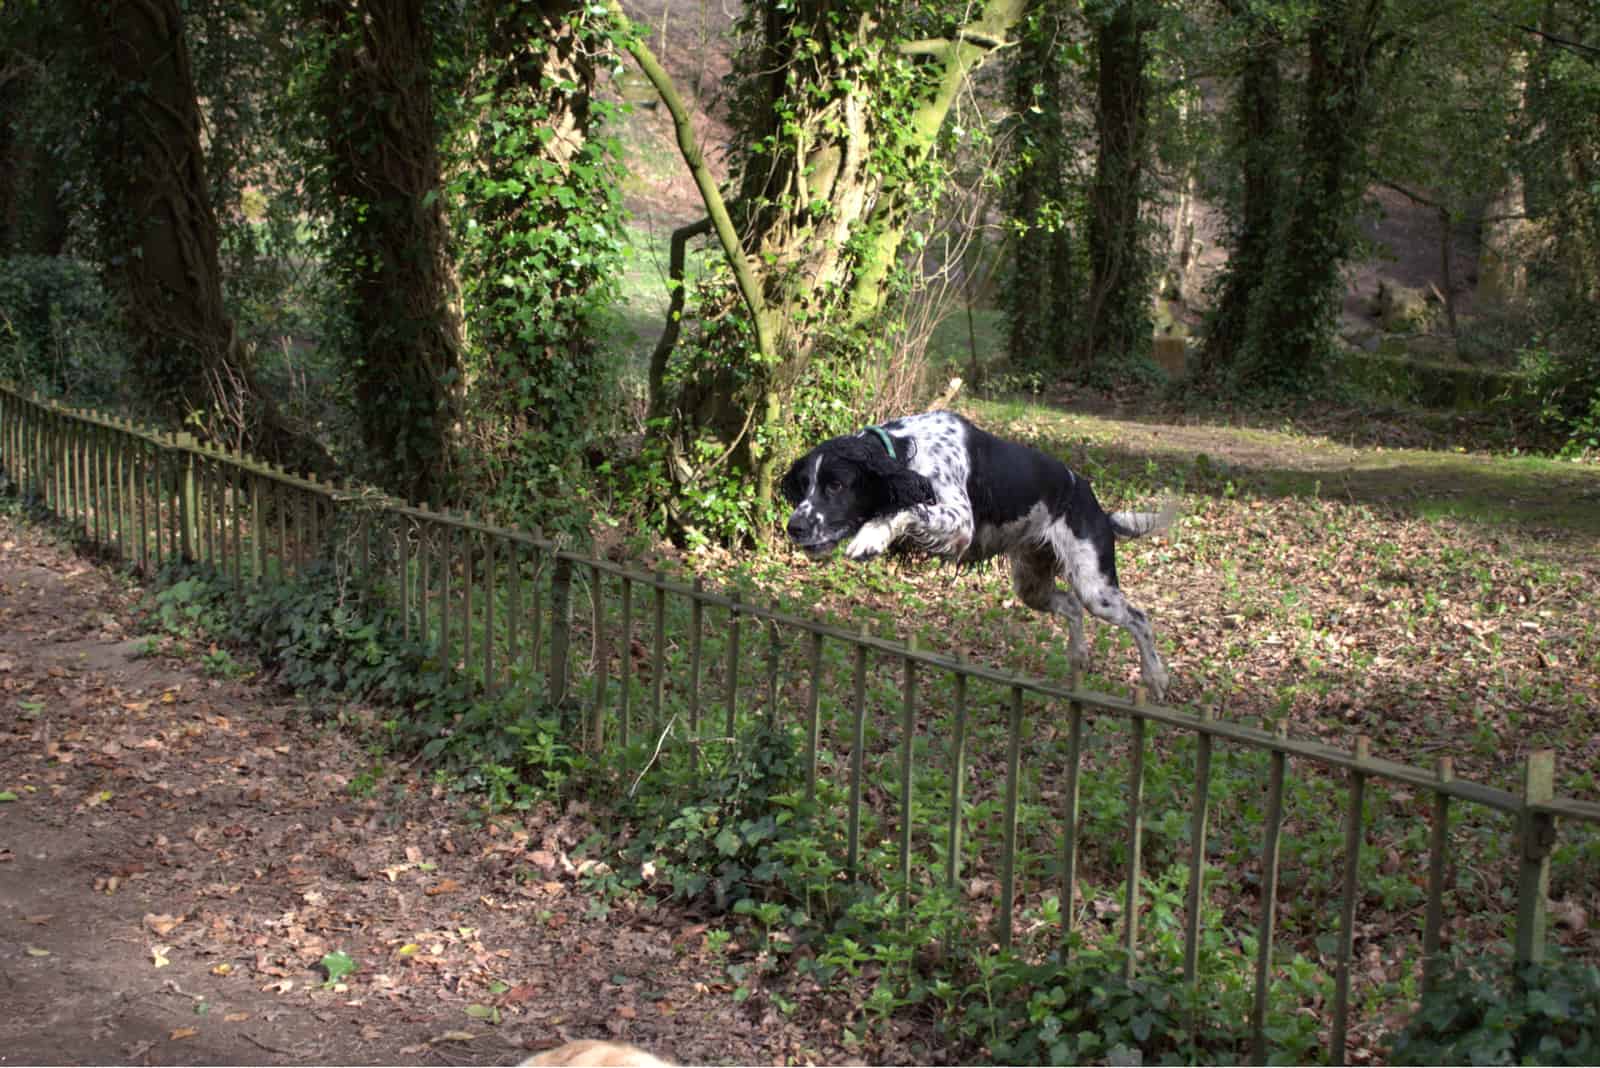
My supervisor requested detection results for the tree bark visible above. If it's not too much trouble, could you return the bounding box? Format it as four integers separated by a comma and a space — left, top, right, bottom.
1200, 9, 1284, 371
1005, 0, 1080, 374
647, 0, 1028, 536
76, 0, 235, 418
314, 0, 462, 503
1083, 0, 1154, 370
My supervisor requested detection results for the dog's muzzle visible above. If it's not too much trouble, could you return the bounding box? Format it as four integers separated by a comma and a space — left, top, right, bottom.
786, 510, 845, 557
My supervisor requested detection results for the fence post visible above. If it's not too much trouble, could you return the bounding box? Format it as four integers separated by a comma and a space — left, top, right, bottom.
945, 656, 969, 895
1183, 705, 1216, 986
805, 630, 823, 805
898, 635, 919, 919
650, 569, 665, 731
550, 553, 572, 706
1123, 690, 1148, 979
1422, 756, 1454, 991
1250, 725, 1290, 1065
1330, 734, 1372, 1065
846, 623, 869, 881
589, 558, 608, 751
1060, 668, 1086, 958
688, 576, 704, 770
998, 682, 1024, 948
1514, 749, 1556, 966
176, 433, 196, 562
724, 592, 741, 739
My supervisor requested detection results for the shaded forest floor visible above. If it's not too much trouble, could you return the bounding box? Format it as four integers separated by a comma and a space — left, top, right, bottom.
3, 399, 1598, 1067
0, 511, 865, 1067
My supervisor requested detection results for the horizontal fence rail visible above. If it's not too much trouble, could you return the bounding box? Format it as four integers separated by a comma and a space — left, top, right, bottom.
3, 382, 1597, 1063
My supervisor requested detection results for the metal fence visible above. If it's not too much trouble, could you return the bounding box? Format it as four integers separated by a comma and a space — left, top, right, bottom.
3, 382, 1597, 1062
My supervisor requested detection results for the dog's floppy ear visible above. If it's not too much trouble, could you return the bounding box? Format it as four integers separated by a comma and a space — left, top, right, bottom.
855, 444, 935, 512
882, 466, 935, 511
779, 454, 811, 506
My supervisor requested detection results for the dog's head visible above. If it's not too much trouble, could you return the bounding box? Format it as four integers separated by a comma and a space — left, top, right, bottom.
780, 433, 935, 558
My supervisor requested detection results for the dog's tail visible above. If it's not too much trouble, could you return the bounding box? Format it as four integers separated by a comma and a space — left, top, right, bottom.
1110, 498, 1179, 540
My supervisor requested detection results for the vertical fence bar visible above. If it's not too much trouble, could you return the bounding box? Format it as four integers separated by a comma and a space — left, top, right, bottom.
846, 625, 868, 880
308, 478, 322, 563
1514, 749, 1556, 966
529, 529, 544, 675
461, 522, 473, 678
1061, 676, 1086, 956
724, 593, 741, 739
1123, 702, 1147, 979
549, 553, 572, 705
75, 416, 87, 535
229, 457, 242, 588
398, 518, 412, 640
1250, 732, 1289, 1065
650, 571, 665, 729
897, 637, 918, 917
945, 658, 969, 893
179, 436, 196, 562
1422, 756, 1454, 991
506, 539, 521, 686
272, 474, 285, 577
764, 603, 780, 731
618, 577, 633, 747
1330, 734, 1372, 1065
1183, 707, 1216, 985
440, 522, 454, 663
204, 454, 217, 567
250, 470, 262, 582
484, 534, 497, 690
590, 559, 608, 750
688, 577, 704, 770
805, 630, 823, 805
419, 514, 433, 648
137, 432, 150, 572
998, 683, 1024, 948
108, 425, 122, 558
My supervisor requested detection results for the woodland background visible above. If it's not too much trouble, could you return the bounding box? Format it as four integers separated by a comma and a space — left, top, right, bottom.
1, 0, 1596, 545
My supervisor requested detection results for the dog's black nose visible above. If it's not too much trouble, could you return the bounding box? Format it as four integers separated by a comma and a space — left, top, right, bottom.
786, 512, 811, 540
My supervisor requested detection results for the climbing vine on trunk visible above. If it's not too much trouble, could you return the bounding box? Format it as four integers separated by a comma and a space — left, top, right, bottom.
641, 0, 1027, 545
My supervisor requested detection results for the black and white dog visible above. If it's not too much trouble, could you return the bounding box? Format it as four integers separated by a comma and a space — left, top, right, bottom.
780, 411, 1175, 700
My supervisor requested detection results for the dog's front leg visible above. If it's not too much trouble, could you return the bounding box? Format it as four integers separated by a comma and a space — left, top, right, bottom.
844, 514, 904, 560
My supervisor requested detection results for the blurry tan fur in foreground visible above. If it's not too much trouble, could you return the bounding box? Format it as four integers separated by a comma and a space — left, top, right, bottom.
520, 1038, 672, 1067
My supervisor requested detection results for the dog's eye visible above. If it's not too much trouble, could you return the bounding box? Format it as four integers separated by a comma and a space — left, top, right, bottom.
823, 479, 842, 497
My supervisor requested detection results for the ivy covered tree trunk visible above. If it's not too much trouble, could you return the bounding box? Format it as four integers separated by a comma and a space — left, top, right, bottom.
74, 0, 237, 420
453, 0, 624, 521
1005, 0, 1082, 377
0, 12, 69, 259
648, 0, 1027, 542
1203, 0, 1395, 393
314, 0, 462, 503
1082, 0, 1154, 372
1199, 0, 1285, 372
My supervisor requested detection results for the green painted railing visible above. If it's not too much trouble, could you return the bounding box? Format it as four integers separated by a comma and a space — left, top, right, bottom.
3, 382, 1596, 1063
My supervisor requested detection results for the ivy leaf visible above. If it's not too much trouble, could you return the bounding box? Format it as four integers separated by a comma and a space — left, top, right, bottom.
320, 950, 356, 987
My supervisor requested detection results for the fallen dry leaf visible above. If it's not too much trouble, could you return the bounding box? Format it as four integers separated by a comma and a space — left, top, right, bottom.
144, 913, 185, 936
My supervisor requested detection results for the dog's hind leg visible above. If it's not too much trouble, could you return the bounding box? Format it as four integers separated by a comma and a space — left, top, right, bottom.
1010, 547, 1090, 670
1056, 540, 1169, 701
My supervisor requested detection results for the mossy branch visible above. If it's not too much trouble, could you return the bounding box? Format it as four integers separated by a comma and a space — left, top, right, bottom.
605, 2, 775, 369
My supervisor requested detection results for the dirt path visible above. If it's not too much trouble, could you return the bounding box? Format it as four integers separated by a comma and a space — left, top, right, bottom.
0, 513, 844, 1067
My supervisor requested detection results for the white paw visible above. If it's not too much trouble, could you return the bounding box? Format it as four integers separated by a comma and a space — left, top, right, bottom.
845, 522, 893, 560
1142, 662, 1170, 703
